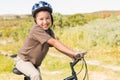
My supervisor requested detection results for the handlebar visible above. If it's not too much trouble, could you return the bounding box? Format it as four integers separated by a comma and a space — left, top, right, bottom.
64, 52, 88, 80
72, 52, 87, 66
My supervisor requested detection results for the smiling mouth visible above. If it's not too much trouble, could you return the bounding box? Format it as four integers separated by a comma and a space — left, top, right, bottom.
43, 26, 48, 28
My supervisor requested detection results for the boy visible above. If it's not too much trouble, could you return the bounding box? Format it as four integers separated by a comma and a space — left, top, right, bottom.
15, 1, 82, 80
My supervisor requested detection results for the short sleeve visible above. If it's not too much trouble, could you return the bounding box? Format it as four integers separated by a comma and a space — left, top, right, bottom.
31, 26, 52, 44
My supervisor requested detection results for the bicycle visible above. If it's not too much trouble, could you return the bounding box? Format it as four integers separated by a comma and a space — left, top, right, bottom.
12, 52, 88, 80
64, 52, 88, 80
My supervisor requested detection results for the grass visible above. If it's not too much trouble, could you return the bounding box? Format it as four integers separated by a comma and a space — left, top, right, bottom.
87, 47, 120, 66
0, 50, 120, 80
0, 54, 14, 73
41, 50, 120, 80
0, 15, 120, 80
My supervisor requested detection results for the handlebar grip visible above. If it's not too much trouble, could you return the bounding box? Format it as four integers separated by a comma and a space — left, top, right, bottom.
72, 52, 87, 66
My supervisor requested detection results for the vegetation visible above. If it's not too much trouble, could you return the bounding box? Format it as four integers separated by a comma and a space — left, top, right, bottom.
0, 54, 14, 73
0, 11, 120, 80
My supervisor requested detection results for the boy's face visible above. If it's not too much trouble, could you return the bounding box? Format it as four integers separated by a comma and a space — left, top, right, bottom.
35, 11, 52, 30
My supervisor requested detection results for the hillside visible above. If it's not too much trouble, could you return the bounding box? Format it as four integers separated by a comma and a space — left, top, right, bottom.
0, 10, 120, 20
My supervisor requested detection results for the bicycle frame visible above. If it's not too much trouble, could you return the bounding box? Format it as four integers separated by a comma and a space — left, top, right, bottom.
64, 52, 88, 80
64, 59, 80, 80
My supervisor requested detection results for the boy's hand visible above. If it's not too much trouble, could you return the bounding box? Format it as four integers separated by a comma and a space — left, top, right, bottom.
74, 52, 87, 60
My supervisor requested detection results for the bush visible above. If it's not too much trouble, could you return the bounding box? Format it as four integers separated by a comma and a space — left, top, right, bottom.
55, 15, 120, 50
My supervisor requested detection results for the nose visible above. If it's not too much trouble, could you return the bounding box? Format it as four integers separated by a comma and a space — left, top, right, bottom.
43, 19, 47, 24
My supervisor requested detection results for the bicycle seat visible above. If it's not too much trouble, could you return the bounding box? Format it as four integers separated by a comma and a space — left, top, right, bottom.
12, 68, 23, 75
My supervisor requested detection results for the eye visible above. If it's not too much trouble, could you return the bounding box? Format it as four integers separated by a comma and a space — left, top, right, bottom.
39, 18, 43, 20
46, 17, 50, 19
46, 16, 51, 20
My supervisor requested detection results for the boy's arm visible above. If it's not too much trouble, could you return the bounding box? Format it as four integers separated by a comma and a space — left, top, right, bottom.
47, 38, 78, 59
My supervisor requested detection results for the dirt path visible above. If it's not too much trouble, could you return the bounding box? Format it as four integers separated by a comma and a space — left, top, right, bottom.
48, 53, 120, 80
87, 60, 120, 71
0, 52, 120, 80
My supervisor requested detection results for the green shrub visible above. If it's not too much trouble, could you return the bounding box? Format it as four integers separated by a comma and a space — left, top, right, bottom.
55, 15, 120, 50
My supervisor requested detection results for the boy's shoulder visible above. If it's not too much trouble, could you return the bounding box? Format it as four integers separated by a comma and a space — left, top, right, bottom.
31, 24, 44, 31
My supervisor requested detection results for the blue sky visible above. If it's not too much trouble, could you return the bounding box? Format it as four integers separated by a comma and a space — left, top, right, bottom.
0, 0, 120, 15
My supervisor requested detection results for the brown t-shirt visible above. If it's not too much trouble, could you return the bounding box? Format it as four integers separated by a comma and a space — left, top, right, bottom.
18, 24, 54, 66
